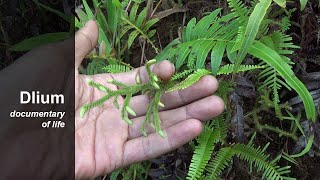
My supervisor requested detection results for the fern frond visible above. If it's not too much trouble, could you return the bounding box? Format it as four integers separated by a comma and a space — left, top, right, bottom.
171, 69, 195, 81
156, 9, 240, 70
227, 0, 250, 20
217, 64, 264, 75
206, 147, 234, 179
187, 127, 220, 180
103, 64, 132, 73
231, 26, 245, 52
85, 59, 108, 75
166, 69, 211, 92
212, 115, 228, 141
234, 0, 272, 69
258, 31, 298, 116
232, 143, 293, 180
251, 41, 316, 122
121, 3, 159, 52
279, 9, 295, 33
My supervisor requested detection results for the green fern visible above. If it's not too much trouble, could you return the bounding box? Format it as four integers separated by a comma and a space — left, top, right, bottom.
170, 69, 195, 81
258, 31, 299, 116
187, 117, 228, 180
206, 147, 234, 179
121, 3, 159, 52
232, 143, 293, 180
233, 0, 272, 70
155, 1, 315, 122
155, 8, 239, 71
217, 64, 264, 75
166, 69, 211, 92
187, 126, 220, 180
85, 59, 108, 75
205, 142, 294, 180
227, 0, 250, 20
103, 64, 132, 73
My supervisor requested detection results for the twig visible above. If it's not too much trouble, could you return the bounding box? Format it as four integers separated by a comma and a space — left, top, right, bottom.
125, 0, 132, 12
151, 0, 163, 18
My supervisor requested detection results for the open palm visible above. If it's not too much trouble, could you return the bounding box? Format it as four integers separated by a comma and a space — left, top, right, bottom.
74, 21, 224, 179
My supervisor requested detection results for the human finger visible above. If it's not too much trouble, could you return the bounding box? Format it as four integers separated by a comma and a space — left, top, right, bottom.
75, 20, 99, 68
128, 75, 219, 117
127, 95, 224, 139
122, 119, 203, 166
110, 60, 175, 84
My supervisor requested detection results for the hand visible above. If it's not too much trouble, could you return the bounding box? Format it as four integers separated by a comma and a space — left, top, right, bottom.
74, 20, 225, 179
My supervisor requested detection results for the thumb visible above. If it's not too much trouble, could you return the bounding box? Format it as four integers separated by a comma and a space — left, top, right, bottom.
75, 20, 99, 68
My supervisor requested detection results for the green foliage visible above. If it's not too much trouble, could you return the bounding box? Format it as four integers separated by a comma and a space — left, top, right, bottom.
231, 143, 292, 180
187, 119, 226, 180
217, 64, 264, 75
9, 32, 70, 51
155, 0, 316, 122
155, 8, 236, 71
206, 147, 234, 179
249, 41, 316, 122
103, 64, 132, 73
166, 69, 211, 92
257, 31, 298, 116
76, 0, 114, 56
121, 3, 159, 52
110, 162, 150, 180
188, 115, 294, 180
233, 0, 271, 70
300, 0, 308, 10
84, 59, 108, 75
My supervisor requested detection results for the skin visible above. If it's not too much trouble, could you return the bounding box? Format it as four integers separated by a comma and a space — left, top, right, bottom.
75, 20, 225, 179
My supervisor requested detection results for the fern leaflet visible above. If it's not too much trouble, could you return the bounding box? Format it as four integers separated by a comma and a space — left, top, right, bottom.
217, 64, 264, 75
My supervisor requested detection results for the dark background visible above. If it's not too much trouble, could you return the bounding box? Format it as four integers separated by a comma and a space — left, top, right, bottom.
0, 0, 75, 179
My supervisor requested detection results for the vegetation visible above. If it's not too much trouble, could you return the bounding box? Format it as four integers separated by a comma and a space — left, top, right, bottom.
8, 0, 320, 179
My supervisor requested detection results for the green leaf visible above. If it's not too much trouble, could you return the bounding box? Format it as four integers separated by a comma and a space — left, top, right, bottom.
196, 41, 215, 69
128, 30, 140, 49
136, 8, 147, 27
129, 3, 139, 22
112, 0, 122, 8
9, 32, 70, 51
299, 0, 308, 10
291, 135, 314, 158
206, 147, 234, 179
234, 0, 272, 68
81, 0, 112, 55
82, 0, 94, 20
185, 18, 196, 42
176, 45, 192, 69
75, 9, 89, 28
143, 18, 159, 32
226, 42, 237, 63
273, 0, 286, 8
192, 9, 221, 39
166, 69, 211, 92
107, 0, 118, 33
217, 64, 264, 75
187, 128, 220, 180
249, 41, 316, 122
211, 41, 227, 75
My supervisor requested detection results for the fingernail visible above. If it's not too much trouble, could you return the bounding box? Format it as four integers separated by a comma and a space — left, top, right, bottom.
84, 20, 96, 29
171, 63, 175, 73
